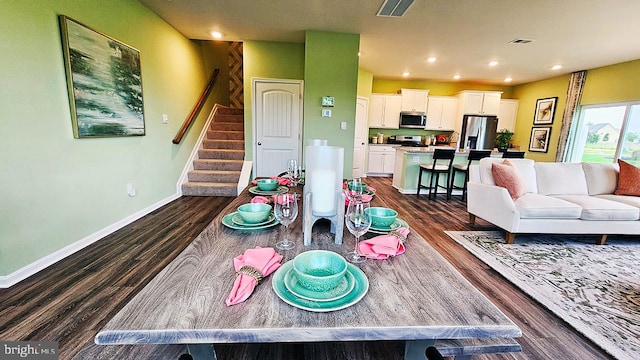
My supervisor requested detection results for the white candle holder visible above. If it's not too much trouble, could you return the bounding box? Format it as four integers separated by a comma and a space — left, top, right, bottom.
302, 145, 345, 245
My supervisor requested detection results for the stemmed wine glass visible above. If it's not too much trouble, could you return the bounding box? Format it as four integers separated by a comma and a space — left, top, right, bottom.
346, 177, 364, 203
344, 200, 372, 263
273, 194, 298, 250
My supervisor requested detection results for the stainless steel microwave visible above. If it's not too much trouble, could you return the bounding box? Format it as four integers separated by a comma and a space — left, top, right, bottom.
399, 112, 426, 128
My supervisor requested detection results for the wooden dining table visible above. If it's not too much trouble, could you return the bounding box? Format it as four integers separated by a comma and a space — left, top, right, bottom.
95, 185, 521, 359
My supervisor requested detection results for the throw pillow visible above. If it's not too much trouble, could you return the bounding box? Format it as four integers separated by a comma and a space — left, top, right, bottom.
614, 159, 640, 196
492, 159, 527, 200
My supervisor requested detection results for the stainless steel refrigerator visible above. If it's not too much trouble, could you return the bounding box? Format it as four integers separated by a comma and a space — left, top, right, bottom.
459, 115, 499, 150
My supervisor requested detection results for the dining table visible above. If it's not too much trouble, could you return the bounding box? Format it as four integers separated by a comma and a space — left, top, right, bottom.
95, 184, 522, 359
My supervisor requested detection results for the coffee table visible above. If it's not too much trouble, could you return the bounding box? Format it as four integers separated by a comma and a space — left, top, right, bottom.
95, 188, 521, 359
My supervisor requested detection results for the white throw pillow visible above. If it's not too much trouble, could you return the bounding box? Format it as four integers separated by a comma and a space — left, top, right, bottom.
535, 162, 588, 195
582, 162, 619, 195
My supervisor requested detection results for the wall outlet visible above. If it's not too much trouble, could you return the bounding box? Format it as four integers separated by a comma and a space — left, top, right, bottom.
340, 121, 347, 130
127, 183, 136, 197
412, 156, 420, 163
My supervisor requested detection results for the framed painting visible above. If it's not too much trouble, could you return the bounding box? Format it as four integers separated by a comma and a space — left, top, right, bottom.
533, 97, 557, 125
59, 16, 145, 138
529, 127, 552, 153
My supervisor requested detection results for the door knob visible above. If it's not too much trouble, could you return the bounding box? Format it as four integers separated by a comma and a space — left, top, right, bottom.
257, 142, 262, 145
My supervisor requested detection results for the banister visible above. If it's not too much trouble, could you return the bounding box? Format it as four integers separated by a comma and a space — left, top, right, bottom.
172, 68, 220, 144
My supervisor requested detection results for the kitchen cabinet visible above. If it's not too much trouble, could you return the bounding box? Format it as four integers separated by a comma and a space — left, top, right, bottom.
369, 94, 402, 128
497, 99, 519, 132
367, 145, 397, 175
458, 90, 502, 115
400, 89, 429, 113
426, 96, 458, 130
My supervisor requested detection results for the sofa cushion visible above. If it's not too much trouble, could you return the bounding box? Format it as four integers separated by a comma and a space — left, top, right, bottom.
492, 160, 527, 200
515, 193, 582, 219
478, 158, 537, 193
553, 195, 640, 220
614, 159, 640, 196
582, 162, 619, 195
597, 194, 640, 208
535, 162, 589, 195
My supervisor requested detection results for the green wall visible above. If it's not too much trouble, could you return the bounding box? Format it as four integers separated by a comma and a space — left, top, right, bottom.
581, 59, 640, 105
0, 0, 216, 276
372, 79, 514, 98
242, 41, 305, 160
357, 68, 374, 98
303, 31, 360, 175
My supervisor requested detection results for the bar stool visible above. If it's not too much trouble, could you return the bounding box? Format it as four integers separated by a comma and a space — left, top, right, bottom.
502, 151, 525, 158
451, 149, 492, 200
417, 148, 456, 200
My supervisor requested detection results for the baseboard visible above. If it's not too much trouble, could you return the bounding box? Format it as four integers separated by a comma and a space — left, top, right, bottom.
0, 193, 181, 288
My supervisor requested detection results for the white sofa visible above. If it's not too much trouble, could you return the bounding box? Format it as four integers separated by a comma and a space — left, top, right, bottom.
467, 158, 640, 245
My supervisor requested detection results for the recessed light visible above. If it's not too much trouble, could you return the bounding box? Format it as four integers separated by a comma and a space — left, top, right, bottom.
551, 64, 562, 70
453, 74, 461, 80
211, 31, 222, 39
489, 61, 499, 67
402, 72, 410, 77
504, 77, 513, 82
427, 57, 437, 63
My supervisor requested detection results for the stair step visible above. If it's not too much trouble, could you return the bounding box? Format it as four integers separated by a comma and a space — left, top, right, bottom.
188, 170, 241, 182
203, 139, 244, 150
198, 148, 244, 160
213, 114, 243, 123
210, 122, 244, 132
207, 130, 244, 140
215, 107, 244, 116
182, 182, 237, 196
193, 159, 243, 171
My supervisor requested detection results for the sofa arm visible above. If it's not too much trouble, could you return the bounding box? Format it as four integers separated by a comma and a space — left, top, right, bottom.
467, 182, 520, 232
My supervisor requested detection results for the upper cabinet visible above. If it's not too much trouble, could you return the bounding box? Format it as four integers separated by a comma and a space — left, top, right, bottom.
497, 99, 519, 132
400, 89, 429, 113
458, 90, 502, 115
369, 94, 402, 129
426, 96, 458, 130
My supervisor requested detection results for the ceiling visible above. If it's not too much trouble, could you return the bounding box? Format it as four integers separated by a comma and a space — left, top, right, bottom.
140, 0, 640, 85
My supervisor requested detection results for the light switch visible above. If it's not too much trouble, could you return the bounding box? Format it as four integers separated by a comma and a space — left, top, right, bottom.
341, 121, 347, 130
162, 114, 169, 124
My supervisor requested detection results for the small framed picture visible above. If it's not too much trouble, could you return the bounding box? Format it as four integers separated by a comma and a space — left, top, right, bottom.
322, 96, 334, 107
529, 127, 552, 153
321, 109, 332, 117
533, 97, 557, 125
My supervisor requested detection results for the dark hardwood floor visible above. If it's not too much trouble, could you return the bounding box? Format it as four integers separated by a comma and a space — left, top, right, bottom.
0, 178, 612, 360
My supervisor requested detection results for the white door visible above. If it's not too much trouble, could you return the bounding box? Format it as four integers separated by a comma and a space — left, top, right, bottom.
353, 97, 368, 178
253, 79, 303, 177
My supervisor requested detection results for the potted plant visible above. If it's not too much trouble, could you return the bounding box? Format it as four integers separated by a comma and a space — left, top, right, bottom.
495, 129, 514, 152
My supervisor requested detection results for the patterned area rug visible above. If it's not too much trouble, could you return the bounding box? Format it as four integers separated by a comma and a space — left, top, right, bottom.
445, 231, 640, 360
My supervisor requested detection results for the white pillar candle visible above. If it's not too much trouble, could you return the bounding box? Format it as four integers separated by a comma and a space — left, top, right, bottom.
310, 169, 336, 214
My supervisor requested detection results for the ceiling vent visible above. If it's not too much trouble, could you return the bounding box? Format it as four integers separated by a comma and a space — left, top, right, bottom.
509, 38, 534, 44
377, 0, 415, 17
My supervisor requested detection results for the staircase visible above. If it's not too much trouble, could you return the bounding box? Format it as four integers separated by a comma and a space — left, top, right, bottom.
181, 106, 244, 196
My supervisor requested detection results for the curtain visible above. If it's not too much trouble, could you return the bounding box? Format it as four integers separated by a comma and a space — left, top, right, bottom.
556, 70, 587, 162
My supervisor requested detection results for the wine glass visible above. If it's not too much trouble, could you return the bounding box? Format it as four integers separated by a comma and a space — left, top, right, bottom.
273, 194, 298, 250
346, 177, 364, 203
344, 201, 371, 263
289, 165, 302, 187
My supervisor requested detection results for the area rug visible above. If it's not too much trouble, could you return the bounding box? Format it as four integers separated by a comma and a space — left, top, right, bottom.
444, 231, 640, 360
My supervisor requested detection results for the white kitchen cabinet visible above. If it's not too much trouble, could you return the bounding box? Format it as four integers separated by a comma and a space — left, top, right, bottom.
458, 90, 502, 115
497, 99, 519, 132
367, 145, 397, 175
369, 94, 402, 128
400, 89, 429, 113
426, 96, 458, 130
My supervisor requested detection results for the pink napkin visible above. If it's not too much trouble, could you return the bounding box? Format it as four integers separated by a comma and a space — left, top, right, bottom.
251, 177, 292, 186
343, 190, 373, 206
225, 246, 283, 306
251, 196, 270, 204
357, 227, 409, 259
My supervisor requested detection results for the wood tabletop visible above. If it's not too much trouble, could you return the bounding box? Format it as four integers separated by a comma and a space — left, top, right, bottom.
95, 186, 521, 348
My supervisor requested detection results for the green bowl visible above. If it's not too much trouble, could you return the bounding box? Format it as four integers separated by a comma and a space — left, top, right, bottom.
347, 180, 367, 192
256, 178, 279, 191
365, 207, 398, 227
292, 250, 347, 292
237, 203, 272, 224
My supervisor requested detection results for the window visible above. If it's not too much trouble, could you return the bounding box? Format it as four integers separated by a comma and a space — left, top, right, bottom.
566, 102, 640, 165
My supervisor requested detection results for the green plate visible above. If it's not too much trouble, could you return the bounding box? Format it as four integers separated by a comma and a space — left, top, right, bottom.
272, 261, 368, 312
232, 212, 276, 227
368, 218, 409, 234
283, 267, 355, 302
363, 188, 375, 196
249, 185, 289, 196
222, 212, 279, 231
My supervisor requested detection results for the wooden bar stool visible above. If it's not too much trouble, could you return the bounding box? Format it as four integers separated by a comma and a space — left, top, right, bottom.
502, 151, 525, 158
417, 148, 456, 200
451, 149, 492, 200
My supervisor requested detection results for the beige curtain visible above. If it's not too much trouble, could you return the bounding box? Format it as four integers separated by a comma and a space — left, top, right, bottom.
556, 70, 587, 162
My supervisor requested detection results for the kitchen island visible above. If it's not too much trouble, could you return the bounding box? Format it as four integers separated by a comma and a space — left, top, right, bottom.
392, 146, 502, 194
